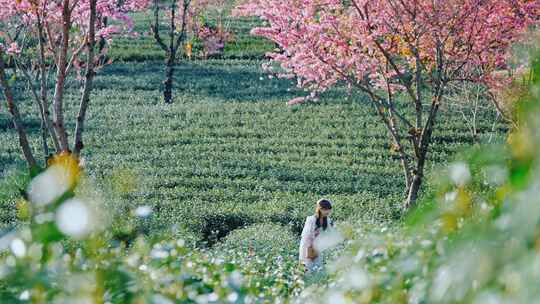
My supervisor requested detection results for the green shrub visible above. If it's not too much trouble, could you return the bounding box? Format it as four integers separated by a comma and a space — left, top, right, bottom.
0, 168, 30, 230
217, 223, 297, 257
210, 223, 304, 300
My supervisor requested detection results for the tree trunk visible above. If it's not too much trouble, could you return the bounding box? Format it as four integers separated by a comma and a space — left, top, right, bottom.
404, 97, 440, 210
163, 56, 175, 104
404, 162, 425, 210
37, 13, 61, 154
163, 0, 177, 104
369, 97, 413, 198
401, 158, 412, 190
73, 0, 97, 156
40, 119, 49, 159
0, 50, 38, 169
405, 174, 423, 210
28, 68, 50, 160
15, 59, 50, 163
52, 0, 72, 152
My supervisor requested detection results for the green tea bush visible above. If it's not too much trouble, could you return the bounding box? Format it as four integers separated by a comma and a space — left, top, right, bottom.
217, 223, 297, 257
192, 211, 256, 245
210, 223, 304, 301
0, 169, 30, 230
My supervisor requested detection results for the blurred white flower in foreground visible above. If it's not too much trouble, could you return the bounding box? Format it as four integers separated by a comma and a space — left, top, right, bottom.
150, 248, 169, 259
483, 166, 507, 186
342, 266, 370, 290
228, 270, 243, 288
10, 238, 26, 258
27, 166, 71, 206
19, 290, 30, 300
27, 153, 81, 207
152, 294, 174, 304
314, 228, 344, 252
449, 162, 471, 187
0, 232, 16, 251
445, 191, 458, 203
56, 199, 94, 239
134, 205, 153, 217
227, 292, 239, 302
325, 291, 347, 304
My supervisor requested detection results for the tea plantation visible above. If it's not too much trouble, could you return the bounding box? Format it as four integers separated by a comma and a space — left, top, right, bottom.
0, 10, 513, 304
0, 55, 504, 237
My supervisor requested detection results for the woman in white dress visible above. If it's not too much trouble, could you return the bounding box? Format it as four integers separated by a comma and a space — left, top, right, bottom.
299, 198, 333, 272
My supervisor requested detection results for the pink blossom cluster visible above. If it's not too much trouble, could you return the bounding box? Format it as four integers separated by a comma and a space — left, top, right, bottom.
235, 0, 540, 104
0, 0, 151, 59
162, 0, 232, 57
197, 25, 233, 55
4, 42, 22, 55
166, 0, 213, 37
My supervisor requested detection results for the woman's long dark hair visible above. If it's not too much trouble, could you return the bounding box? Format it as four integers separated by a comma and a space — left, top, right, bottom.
315, 198, 332, 230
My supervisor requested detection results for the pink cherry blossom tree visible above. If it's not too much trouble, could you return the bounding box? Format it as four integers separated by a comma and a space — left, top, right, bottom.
236, 0, 540, 209
0, 0, 149, 170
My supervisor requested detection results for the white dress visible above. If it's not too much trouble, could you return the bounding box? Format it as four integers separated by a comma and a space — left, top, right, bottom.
299, 215, 332, 272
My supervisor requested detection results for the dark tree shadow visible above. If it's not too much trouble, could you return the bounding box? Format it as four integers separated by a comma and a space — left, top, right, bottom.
95, 61, 310, 103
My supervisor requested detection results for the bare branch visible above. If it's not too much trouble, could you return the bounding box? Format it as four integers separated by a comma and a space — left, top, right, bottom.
151, 0, 169, 52
0, 48, 38, 168
174, 0, 191, 53
65, 42, 87, 76
52, 0, 73, 152
37, 12, 61, 152
73, 0, 98, 155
